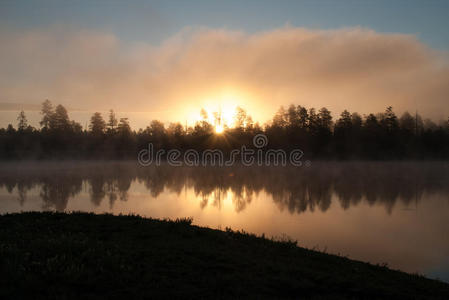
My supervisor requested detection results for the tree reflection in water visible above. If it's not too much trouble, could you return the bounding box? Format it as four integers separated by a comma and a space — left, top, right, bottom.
1, 162, 448, 214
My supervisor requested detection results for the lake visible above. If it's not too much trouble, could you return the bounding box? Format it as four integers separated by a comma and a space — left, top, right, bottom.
1, 161, 448, 281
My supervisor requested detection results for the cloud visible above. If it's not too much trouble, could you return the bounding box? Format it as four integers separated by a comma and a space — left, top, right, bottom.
0, 26, 448, 122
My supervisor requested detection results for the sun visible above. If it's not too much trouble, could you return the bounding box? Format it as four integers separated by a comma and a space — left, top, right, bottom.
199, 102, 237, 134
215, 124, 224, 134
185, 89, 252, 131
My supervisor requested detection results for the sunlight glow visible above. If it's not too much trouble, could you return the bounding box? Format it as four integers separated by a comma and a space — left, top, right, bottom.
202, 102, 238, 128
181, 88, 262, 129
215, 124, 224, 134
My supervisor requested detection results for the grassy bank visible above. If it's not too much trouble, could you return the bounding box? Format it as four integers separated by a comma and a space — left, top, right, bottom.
1, 212, 448, 299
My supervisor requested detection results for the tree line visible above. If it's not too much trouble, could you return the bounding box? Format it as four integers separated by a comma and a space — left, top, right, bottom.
0, 100, 448, 159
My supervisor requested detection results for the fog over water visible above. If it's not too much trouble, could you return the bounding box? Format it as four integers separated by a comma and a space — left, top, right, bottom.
1, 161, 448, 281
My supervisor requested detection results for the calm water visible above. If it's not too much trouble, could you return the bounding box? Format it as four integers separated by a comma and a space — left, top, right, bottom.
1, 161, 449, 281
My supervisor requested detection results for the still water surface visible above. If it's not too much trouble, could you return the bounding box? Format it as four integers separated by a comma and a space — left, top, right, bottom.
1, 161, 448, 281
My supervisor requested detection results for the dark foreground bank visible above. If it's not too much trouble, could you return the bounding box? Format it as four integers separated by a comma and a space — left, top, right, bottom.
1, 212, 448, 299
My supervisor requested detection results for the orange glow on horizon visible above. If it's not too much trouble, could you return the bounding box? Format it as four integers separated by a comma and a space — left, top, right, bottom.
179, 87, 264, 128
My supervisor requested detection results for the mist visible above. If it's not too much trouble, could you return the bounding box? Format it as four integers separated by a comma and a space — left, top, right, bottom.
1, 26, 448, 122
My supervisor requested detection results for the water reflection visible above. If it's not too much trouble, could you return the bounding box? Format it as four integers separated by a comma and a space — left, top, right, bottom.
1, 162, 447, 214
1, 162, 449, 281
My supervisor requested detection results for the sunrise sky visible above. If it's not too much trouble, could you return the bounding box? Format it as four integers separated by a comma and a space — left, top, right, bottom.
1, 0, 449, 127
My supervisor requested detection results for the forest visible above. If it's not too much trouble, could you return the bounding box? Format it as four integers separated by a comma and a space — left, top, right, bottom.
1, 100, 448, 160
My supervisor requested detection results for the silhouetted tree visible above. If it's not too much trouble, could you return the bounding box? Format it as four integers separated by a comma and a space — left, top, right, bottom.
312, 107, 333, 155
114, 118, 134, 157
89, 112, 106, 135
17, 110, 28, 131
272, 106, 288, 128
117, 118, 131, 136
297, 106, 308, 129
148, 120, 165, 138
286, 104, 299, 128
361, 114, 381, 158
107, 109, 118, 134
194, 109, 213, 137
307, 108, 318, 132
245, 115, 254, 131
381, 106, 399, 133
234, 107, 253, 135
6, 124, 15, 134
335, 110, 352, 130
40, 100, 54, 130
51, 104, 71, 132
71, 121, 83, 134
399, 112, 415, 133
167, 122, 184, 138
317, 107, 333, 130
334, 110, 353, 158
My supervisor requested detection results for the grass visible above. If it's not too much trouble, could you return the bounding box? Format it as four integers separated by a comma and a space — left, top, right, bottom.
1, 212, 449, 299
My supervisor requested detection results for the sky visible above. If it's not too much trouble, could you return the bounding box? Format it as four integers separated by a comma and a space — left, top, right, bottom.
1, 0, 449, 127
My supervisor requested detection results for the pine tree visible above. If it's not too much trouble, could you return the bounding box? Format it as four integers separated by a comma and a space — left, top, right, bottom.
317, 107, 333, 130
89, 112, 106, 135
52, 105, 70, 131
381, 106, 399, 132
297, 105, 309, 129
40, 99, 53, 129
117, 118, 131, 135
107, 109, 118, 133
17, 110, 28, 131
